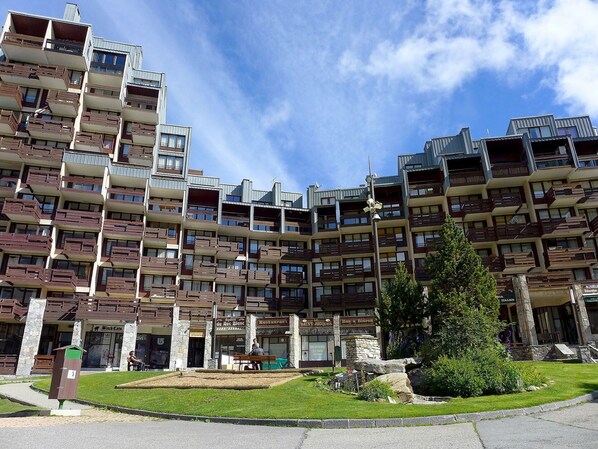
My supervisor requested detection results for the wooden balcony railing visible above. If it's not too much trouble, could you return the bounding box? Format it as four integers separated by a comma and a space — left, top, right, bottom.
124, 95, 158, 111
0, 233, 51, 254
465, 227, 496, 243
105, 277, 137, 296
138, 303, 173, 325
545, 247, 597, 268
0, 109, 18, 133
4, 265, 45, 286
0, 83, 22, 109
245, 296, 279, 312
495, 223, 541, 240
246, 269, 272, 283
107, 187, 145, 204
2, 198, 41, 221
408, 182, 443, 198
107, 246, 140, 264
148, 200, 183, 215
490, 162, 529, 178
62, 238, 97, 260
61, 175, 103, 194
149, 284, 178, 299
0, 136, 25, 157
533, 154, 572, 169
216, 267, 247, 282
320, 292, 376, 309
217, 241, 241, 255
141, 257, 179, 274
545, 183, 585, 205
380, 260, 412, 275
448, 171, 486, 186
0, 354, 18, 375
490, 191, 523, 209
27, 118, 74, 140
76, 297, 138, 321
25, 169, 61, 189
44, 38, 84, 55
127, 145, 154, 164
279, 271, 306, 284
144, 227, 169, 241
192, 263, 218, 279
32, 355, 55, 374
540, 216, 588, 236
526, 272, 571, 290
0, 299, 28, 320
340, 240, 374, 254
102, 219, 144, 239
499, 252, 536, 271
54, 209, 102, 230
44, 297, 78, 321
186, 208, 217, 222
2, 32, 43, 48
316, 243, 342, 258
19, 145, 64, 163
36, 65, 70, 86
131, 122, 156, 139
460, 198, 492, 215
74, 131, 104, 151
45, 269, 78, 290
409, 211, 446, 228
279, 296, 306, 311
81, 111, 120, 131
46, 90, 80, 112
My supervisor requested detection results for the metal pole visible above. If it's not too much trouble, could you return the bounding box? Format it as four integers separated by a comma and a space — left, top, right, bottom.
211, 302, 217, 361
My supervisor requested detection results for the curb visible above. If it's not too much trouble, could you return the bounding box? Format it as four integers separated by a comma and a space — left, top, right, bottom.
25, 384, 598, 428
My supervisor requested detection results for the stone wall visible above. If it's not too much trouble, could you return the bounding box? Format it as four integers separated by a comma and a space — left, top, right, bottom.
344, 335, 381, 370
511, 344, 565, 361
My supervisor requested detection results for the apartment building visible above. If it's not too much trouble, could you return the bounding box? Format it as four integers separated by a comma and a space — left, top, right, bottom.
0, 5, 596, 375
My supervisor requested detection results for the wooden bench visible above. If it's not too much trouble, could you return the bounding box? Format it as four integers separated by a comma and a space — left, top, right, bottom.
232, 354, 277, 370
32, 355, 55, 374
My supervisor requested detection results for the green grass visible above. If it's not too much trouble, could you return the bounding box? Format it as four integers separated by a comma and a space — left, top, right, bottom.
33, 362, 598, 419
0, 397, 40, 415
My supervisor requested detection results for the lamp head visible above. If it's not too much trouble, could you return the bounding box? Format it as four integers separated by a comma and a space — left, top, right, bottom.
372, 212, 381, 222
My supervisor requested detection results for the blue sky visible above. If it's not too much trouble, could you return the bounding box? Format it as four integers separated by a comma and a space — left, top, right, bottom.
4, 0, 598, 193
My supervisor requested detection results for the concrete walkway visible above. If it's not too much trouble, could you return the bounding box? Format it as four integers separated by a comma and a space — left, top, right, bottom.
0, 382, 91, 411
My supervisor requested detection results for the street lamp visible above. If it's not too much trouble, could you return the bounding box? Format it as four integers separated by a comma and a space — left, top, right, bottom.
364, 173, 383, 315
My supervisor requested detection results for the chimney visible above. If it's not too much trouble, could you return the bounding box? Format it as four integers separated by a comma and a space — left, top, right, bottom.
63, 3, 81, 23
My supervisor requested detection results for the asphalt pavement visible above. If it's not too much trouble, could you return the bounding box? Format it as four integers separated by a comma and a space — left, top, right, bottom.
0, 381, 597, 449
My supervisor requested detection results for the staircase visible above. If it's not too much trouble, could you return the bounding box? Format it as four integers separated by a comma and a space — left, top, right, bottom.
589, 343, 598, 363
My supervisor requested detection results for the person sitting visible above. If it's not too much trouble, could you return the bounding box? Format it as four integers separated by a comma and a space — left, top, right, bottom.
249, 338, 264, 370
127, 351, 145, 371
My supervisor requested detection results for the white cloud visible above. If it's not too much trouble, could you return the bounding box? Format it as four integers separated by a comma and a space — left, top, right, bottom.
260, 101, 292, 131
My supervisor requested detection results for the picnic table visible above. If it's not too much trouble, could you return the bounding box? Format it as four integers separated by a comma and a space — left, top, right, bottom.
232, 354, 277, 370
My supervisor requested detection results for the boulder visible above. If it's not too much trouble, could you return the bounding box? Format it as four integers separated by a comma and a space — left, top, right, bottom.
353, 358, 421, 374
375, 373, 414, 404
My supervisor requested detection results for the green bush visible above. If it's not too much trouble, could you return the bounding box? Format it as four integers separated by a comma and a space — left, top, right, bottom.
424, 348, 543, 398
357, 379, 397, 402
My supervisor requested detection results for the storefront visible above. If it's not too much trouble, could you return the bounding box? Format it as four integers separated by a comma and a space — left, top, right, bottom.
299, 318, 334, 367
83, 325, 123, 368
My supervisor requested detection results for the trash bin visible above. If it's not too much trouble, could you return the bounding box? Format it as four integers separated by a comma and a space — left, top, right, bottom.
49, 345, 85, 407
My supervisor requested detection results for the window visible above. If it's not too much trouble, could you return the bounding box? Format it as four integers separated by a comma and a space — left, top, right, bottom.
314, 262, 340, 278
184, 229, 215, 245
0, 287, 39, 302
68, 70, 83, 87
13, 224, 51, 236
107, 212, 143, 222
18, 194, 57, 214
159, 133, 185, 150
52, 261, 90, 280
215, 284, 243, 300
301, 335, 333, 361
225, 194, 241, 202
321, 197, 335, 205
248, 263, 274, 277
63, 201, 101, 212
157, 155, 184, 172
132, 78, 160, 88
524, 126, 551, 138
531, 181, 565, 200
142, 275, 175, 291
181, 280, 212, 291
218, 235, 245, 252
92, 51, 126, 74
249, 239, 275, 253
344, 233, 370, 243
218, 259, 243, 269
557, 126, 578, 138
344, 258, 372, 270
499, 243, 534, 254
99, 268, 136, 284
405, 163, 423, 170
494, 214, 529, 225
536, 208, 572, 220
144, 248, 177, 258
7, 255, 45, 266
378, 227, 406, 246
21, 87, 39, 107
282, 200, 294, 207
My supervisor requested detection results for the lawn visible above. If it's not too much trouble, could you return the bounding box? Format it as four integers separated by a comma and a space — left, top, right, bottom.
0, 397, 40, 415
33, 362, 598, 419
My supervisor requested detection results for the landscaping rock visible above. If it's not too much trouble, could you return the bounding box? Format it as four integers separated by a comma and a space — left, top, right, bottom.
375, 373, 414, 404
353, 358, 421, 374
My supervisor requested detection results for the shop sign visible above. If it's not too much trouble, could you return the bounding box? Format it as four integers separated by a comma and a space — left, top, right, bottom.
582, 284, 598, 295
498, 291, 516, 304
256, 317, 290, 328
92, 325, 123, 332
583, 295, 598, 303
189, 331, 204, 338
339, 316, 375, 327
216, 317, 245, 331
299, 318, 333, 328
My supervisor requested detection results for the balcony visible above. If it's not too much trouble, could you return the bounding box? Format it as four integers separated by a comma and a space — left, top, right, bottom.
498, 252, 536, 273
545, 247, 597, 269
1, 31, 44, 64
320, 292, 376, 310
73, 131, 106, 153
35, 65, 71, 90
0, 299, 27, 320
46, 90, 79, 117
316, 243, 342, 260
533, 153, 573, 170
60, 176, 103, 202
106, 187, 146, 213
319, 267, 343, 282
177, 290, 239, 310
490, 162, 529, 179
84, 84, 122, 111
246, 269, 273, 285
81, 112, 120, 135
131, 122, 156, 146
526, 272, 571, 291
407, 182, 443, 206
545, 183, 585, 207
279, 271, 306, 285
192, 263, 217, 281
0, 233, 51, 255
279, 296, 306, 311
339, 214, 369, 228
0, 61, 36, 86
76, 297, 138, 321
148, 284, 178, 299
259, 246, 285, 262
186, 208, 218, 229
44, 297, 78, 321
0, 174, 17, 196
140, 256, 179, 275
459, 198, 492, 217
0, 83, 22, 110
221, 214, 250, 229
465, 227, 496, 243
102, 219, 144, 240
409, 211, 446, 228
2, 198, 41, 223
495, 223, 541, 240
27, 118, 73, 142
54, 209, 102, 231
25, 168, 61, 194
105, 277, 137, 297
106, 247, 140, 267
245, 296, 278, 313
490, 191, 523, 212
19, 144, 63, 166
0, 136, 24, 161
217, 241, 242, 258
127, 145, 153, 167
61, 238, 97, 261
45, 269, 78, 291
2, 265, 45, 287
414, 266, 430, 281
380, 260, 412, 275
0, 109, 18, 136
147, 199, 183, 223
123, 95, 158, 124
144, 227, 169, 246
340, 240, 374, 255
379, 204, 405, 221
138, 303, 173, 325
44, 38, 86, 70
216, 267, 247, 283
448, 170, 486, 187
193, 237, 218, 255
540, 216, 589, 237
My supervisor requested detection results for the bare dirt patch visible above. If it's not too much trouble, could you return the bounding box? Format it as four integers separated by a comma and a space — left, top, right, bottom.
117, 370, 306, 390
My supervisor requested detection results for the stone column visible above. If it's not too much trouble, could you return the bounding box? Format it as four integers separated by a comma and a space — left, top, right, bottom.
71, 320, 83, 347
119, 321, 138, 372
204, 320, 213, 369
576, 294, 593, 346
245, 314, 257, 348
288, 314, 301, 368
513, 274, 538, 346
16, 298, 47, 376
169, 306, 190, 370
333, 314, 341, 368
344, 335, 381, 370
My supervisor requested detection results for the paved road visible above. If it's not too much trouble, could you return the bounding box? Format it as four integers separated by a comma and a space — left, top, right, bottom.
1, 400, 596, 449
